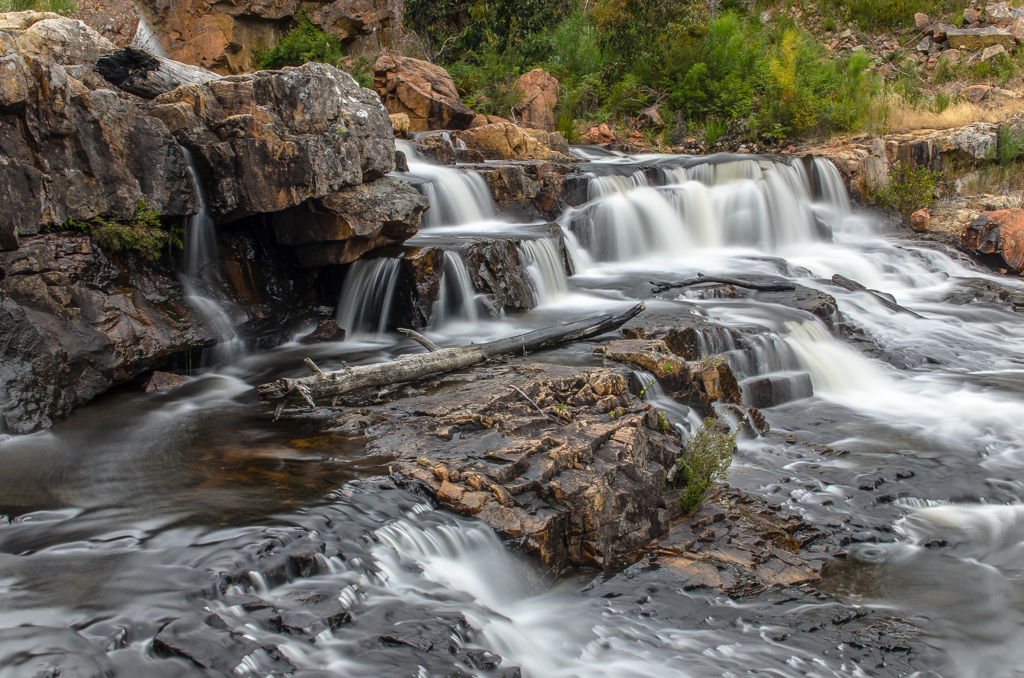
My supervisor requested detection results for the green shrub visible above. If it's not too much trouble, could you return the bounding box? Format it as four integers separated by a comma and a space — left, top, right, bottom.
703, 118, 728, 146
255, 12, 345, 70
998, 124, 1024, 165
448, 39, 524, 117
0, 0, 75, 14
60, 200, 174, 261
675, 418, 736, 514
875, 162, 942, 220
347, 55, 374, 89
929, 92, 951, 114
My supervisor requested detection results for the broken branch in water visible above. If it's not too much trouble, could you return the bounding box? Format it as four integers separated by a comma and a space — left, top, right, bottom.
830, 274, 924, 318
650, 274, 797, 294
258, 303, 646, 416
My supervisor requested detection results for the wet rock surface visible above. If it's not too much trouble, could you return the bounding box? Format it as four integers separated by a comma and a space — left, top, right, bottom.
329, 363, 682, 573
0, 235, 221, 433
461, 161, 590, 220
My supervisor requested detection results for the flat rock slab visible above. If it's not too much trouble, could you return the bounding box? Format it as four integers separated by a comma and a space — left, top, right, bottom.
650, 487, 826, 596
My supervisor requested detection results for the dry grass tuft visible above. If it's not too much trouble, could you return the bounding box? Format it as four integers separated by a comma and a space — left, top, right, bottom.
868, 90, 1024, 133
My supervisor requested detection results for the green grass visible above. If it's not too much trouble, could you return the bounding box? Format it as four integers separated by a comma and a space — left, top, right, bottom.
998, 124, 1024, 165
0, 0, 76, 14
810, 0, 970, 31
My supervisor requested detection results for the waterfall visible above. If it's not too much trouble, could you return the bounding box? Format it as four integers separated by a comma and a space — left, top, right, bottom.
335, 257, 402, 336
396, 140, 495, 227
130, 16, 167, 58
813, 157, 850, 223
180, 148, 242, 363
432, 251, 479, 326
569, 157, 832, 261
518, 237, 569, 305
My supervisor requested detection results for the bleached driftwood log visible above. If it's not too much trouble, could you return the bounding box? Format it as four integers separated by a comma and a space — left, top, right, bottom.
257, 302, 646, 418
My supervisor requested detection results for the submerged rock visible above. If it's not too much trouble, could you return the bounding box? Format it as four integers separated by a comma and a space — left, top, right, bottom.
144, 371, 186, 392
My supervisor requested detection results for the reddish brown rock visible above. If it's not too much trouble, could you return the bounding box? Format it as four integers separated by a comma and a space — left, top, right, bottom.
69, 0, 139, 47
910, 208, 931, 232
581, 123, 616, 145
962, 209, 1024, 273
144, 371, 186, 392
915, 12, 933, 30
513, 68, 559, 132
470, 114, 509, 128
373, 55, 475, 132
452, 122, 570, 161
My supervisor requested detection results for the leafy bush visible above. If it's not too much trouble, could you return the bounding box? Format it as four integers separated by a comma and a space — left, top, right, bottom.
61, 200, 174, 261
875, 162, 941, 220
255, 12, 345, 70
447, 40, 524, 117
0, 0, 75, 14
703, 118, 728, 146
675, 418, 736, 514
998, 124, 1024, 165
347, 55, 374, 89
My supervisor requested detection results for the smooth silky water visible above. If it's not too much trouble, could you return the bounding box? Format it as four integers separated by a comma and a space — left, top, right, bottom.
4, 147, 1024, 676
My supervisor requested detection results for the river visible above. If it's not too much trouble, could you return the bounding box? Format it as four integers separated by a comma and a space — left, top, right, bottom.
2, 145, 1023, 677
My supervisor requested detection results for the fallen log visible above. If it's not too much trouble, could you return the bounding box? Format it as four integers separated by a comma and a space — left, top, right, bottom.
830, 274, 924, 318
650, 274, 796, 294
257, 302, 646, 418
95, 47, 220, 99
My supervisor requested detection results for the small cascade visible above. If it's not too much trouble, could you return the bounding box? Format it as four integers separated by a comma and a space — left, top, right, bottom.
396, 140, 495, 227
518, 237, 570, 305
813, 157, 851, 222
180, 148, 242, 363
431, 250, 479, 326
130, 15, 167, 57
569, 157, 834, 260
335, 257, 402, 336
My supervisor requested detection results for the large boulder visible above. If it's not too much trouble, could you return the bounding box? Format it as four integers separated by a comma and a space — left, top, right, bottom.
962, 209, 1024, 273
0, 235, 222, 434
513, 68, 559, 132
148, 62, 395, 222
452, 122, 571, 161
0, 53, 200, 250
373, 55, 475, 132
10, 15, 115, 64
271, 176, 428, 267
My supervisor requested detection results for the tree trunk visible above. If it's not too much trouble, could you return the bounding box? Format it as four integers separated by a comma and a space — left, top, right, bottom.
257, 302, 646, 416
830, 274, 923, 318
95, 48, 220, 99
650, 275, 796, 294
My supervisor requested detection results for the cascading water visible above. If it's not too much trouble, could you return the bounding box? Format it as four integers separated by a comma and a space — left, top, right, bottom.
335, 257, 402, 336
396, 140, 496, 227
11, 139, 1024, 678
180, 148, 242, 363
518, 237, 569, 305
567, 157, 825, 261
431, 250, 480, 327
130, 15, 167, 57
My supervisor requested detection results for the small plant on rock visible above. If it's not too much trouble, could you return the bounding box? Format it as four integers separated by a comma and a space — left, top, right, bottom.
675, 418, 736, 514
255, 11, 345, 70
